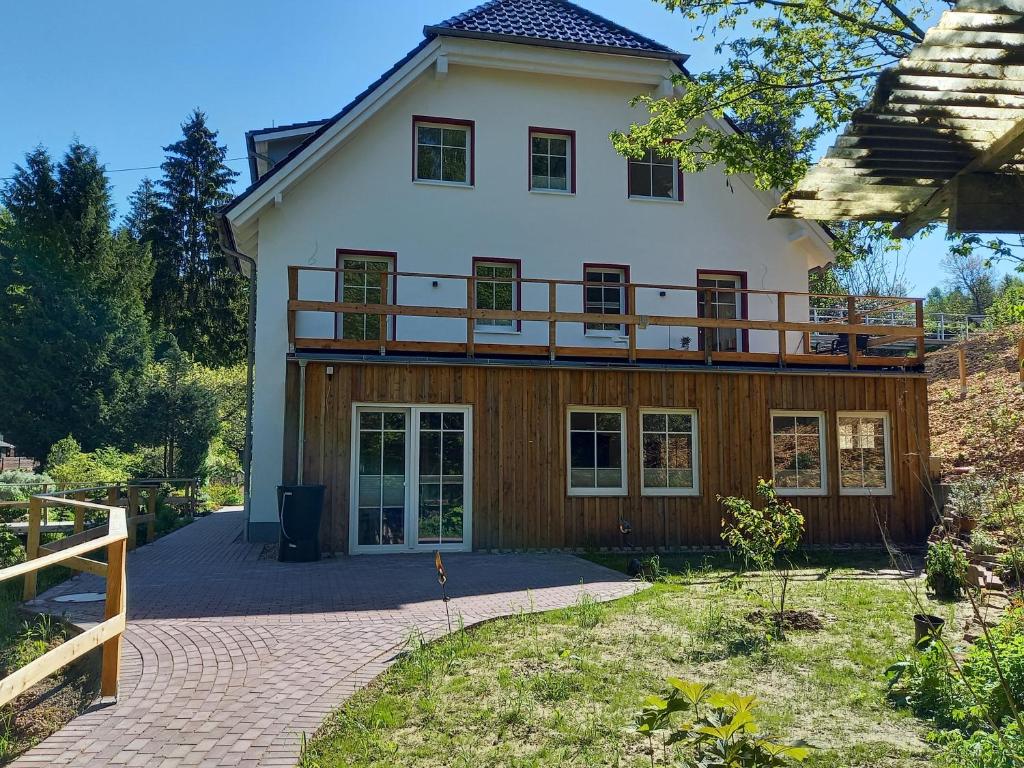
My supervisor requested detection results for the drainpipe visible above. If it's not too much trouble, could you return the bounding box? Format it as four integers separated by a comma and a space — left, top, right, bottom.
217, 216, 258, 541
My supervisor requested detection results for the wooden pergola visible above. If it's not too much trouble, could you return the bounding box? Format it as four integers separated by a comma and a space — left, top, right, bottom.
772, 0, 1024, 236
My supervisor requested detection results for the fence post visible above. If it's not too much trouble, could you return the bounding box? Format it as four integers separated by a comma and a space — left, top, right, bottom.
73, 490, 86, 535
23, 497, 42, 601
126, 486, 139, 551
959, 348, 968, 397
146, 487, 157, 543
100, 534, 126, 700
107, 485, 119, 507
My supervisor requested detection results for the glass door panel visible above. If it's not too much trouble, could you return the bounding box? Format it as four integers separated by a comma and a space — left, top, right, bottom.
356, 409, 406, 547
417, 411, 466, 546
697, 276, 742, 352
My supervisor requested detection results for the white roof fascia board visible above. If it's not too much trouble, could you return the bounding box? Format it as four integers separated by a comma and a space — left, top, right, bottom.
250, 125, 323, 143
227, 38, 444, 230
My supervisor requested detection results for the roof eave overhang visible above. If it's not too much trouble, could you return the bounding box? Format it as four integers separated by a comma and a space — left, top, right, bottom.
423, 25, 688, 63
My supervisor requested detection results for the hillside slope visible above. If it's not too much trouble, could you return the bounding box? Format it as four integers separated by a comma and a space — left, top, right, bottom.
926, 325, 1024, 474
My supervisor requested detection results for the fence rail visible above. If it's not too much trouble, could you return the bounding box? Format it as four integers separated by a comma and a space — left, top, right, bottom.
0, 478, 198, 708
287, 267, 926, 369
0, 491, 126, 706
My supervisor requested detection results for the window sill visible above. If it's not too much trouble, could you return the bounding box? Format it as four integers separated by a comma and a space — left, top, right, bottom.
413, 179, 474, 189
776, 489, 828, 498
628, 195, 682, 205
839, 488, 893, 497
529, 188, 574, 196
641, 489, 701, 498
568, 488, 628, 498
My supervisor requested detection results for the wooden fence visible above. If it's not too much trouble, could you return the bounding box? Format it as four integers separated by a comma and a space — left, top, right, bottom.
0, 493, 126, 706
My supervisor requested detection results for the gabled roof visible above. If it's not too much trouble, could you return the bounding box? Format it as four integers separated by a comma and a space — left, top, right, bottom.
221, 0, 684, 232
425, 0, 682, 59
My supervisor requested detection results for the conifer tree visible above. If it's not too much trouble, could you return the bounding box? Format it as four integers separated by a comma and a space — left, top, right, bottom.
152, 109, 245, 365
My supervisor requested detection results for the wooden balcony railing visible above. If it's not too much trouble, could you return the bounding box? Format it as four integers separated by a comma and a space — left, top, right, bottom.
287, 266, 926, 369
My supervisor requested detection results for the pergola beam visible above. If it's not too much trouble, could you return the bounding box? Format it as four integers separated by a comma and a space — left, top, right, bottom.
892, 115, 1024, 237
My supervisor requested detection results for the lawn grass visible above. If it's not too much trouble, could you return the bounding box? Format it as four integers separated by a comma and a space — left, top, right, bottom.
300, 550, 969, 768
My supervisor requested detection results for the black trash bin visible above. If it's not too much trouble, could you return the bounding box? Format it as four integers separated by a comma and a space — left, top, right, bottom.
277, 484, 325, 562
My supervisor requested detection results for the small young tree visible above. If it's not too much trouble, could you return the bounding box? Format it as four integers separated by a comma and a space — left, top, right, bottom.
720, 479, 805, 637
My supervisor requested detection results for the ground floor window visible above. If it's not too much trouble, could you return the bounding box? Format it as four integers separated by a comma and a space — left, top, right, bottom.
640, 409, 699, 495
567, 407, 627, 495
352, 404, 472, 551
771, 411, 826, 495
837, 411, 892, 494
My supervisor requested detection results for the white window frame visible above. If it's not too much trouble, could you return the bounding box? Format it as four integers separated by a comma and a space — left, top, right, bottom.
769, 410, 827, 497
473, 260, 519, 334
836, 410, 893, 496
628, 148, 678, 201
348, 403, 473, 554
413, 120, 472, 186
583, 267, 627, 337
566, 406, 628, 497
639, 408, 700, 497
530, 130, 572, 194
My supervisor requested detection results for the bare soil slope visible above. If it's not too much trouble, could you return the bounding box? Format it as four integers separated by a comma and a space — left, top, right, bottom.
926, 325, 1024, 473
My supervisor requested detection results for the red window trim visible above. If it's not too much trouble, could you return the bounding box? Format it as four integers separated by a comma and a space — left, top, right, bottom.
695, 268, 748, 352
582, 262, 631, 335
335, 248, 398, 341
626, 142, 684, 202
411, 115, 476, 186
472, 257, 523, 331
528, 127, 576, 194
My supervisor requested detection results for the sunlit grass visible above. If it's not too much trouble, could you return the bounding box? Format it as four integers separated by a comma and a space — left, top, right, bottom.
300, 551, 968, 768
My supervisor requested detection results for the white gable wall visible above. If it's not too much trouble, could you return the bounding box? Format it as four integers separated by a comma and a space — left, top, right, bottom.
247, 60, 829, 534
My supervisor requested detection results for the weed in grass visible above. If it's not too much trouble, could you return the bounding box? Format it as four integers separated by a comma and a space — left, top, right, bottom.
569, 592, 604, 630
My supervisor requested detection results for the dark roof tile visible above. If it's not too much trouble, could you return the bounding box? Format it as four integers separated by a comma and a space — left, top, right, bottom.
426, 0, 679, 57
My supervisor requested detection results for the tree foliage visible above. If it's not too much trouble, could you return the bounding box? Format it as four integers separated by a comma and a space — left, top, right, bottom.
147, 110, 246, 365
613, 0, 1023, 270
0, 144, 152, 458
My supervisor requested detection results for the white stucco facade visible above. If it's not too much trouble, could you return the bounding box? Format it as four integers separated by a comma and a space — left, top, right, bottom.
226, 39, 834, 538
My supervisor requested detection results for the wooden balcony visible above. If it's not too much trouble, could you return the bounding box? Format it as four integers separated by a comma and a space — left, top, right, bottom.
286, 266, 925, 370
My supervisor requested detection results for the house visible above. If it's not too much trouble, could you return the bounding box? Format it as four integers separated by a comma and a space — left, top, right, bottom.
219, 0, 932, 554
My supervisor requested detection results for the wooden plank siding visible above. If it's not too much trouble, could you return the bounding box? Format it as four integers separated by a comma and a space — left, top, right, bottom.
284, 360, 931, 552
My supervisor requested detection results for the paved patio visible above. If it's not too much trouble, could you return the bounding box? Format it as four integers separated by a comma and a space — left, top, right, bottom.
14, 510, 641, 766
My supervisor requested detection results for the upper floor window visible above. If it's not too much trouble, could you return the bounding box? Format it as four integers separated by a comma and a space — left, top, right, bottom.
413, 117, 474, 185
529, 128, 574, 193
628, 148, 682, 201
837, 412, 892, 495
336, 252, 394, 341
584, 265, 627, 335
473, 258, 519, 331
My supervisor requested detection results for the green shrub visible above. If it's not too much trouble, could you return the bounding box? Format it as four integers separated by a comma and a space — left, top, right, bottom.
887, 608, 1024, 733
719, 479, 804, 635
203, 482, 242, 511
636, 678, 810, 766
926, 539, 970, 600
44, 436, 144, 487
933, 721, 1023, 768
997, 548, 1023, 585
971, 530, 1001, 556
0, 470, 53, 503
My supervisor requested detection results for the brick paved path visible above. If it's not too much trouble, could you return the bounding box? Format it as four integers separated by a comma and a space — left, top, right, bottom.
15, 511, 641, 767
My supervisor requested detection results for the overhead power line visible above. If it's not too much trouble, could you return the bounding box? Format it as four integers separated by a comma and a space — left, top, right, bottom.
0, 156, 251, 182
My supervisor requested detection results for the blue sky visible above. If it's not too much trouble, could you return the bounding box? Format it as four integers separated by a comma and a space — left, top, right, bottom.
1, 0, 1013, 294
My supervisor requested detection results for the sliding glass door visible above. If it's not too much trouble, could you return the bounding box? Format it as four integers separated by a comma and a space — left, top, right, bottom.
351, 405, 471, 553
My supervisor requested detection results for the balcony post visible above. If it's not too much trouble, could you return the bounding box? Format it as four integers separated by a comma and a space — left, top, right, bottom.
287, 266, 298, 352
846, 296, 858, 369
702, 288, 713, 365
465, 276, 475, 359
776, 292, 786, 367
548, 282, 557, 360
378, 271, 388, 356
915, 299, 925, 364
627, 284, 637, 363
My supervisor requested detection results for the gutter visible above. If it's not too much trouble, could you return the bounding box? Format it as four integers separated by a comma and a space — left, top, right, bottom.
216, 213, 258, 542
